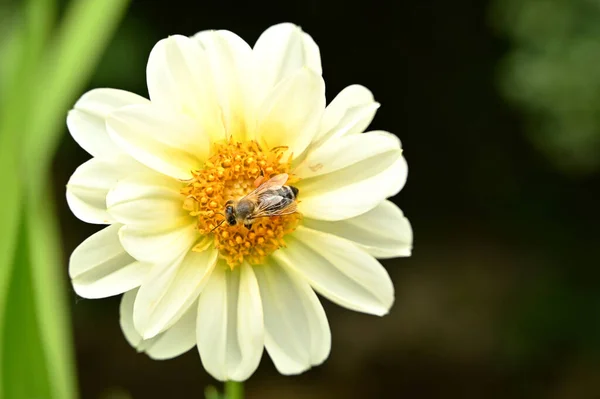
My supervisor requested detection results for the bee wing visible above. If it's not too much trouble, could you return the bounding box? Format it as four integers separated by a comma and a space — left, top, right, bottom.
257, 173, 289, 191
242, 173, 289, 202
251, 193, 297, 218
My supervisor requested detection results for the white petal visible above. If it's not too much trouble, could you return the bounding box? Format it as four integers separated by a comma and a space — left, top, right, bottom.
257, 68, 325, 159
274, 226, 394, 316
146, 35, 224, 141
66, 155, 146, 224
315, 85, 379, 144
295, 130, 401, 179
120, 289, 197, 359
133, 246, 218, 339
303, 200, 413, 258
106, 172, 189, 230
69, 224, 149, 299
254, 260, 330, 375
197, 263, 264, 381
120, 288, 161, 351
297, 143, 407, 221
120, 289, 145, 349
67, 88, 149, 157
106, 103, 209, 180
194, 30, 254, 141
232, 263, 264, 380
144, 301, 198, 360
253, 23, 322, 104
118, 221, 198, 265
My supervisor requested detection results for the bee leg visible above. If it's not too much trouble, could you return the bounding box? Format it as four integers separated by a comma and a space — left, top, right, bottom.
253, 175, 265, 188
244, 222, 253, 230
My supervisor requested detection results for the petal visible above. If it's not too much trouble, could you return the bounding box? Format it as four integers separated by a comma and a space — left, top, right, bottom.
297, 142, 407, 221
118, 221, 198, 265
67, 88, 149, 157
120, 289, 197, 359
315, 85, 379, 144
233, 263, 264, 380
69, 224, 149, 299
274, 226, 394, 316
133, 246, 218, 339
194, 30, 254, 141
303, 200, 413, 258
120, 289, 145, 349
144, 301, 198, 360
253, 23, 322, 104
107, 103, 210, 180
197, 263, 264, 381
257, 68, 325, 159
106, 172, 189, 230
254, 260, 330, 375
66, 155, 146, 224
146, 35, 224, 141
294, 130, 401, 179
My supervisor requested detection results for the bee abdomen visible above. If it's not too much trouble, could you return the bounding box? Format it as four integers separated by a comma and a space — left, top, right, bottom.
277, 186, 298, 200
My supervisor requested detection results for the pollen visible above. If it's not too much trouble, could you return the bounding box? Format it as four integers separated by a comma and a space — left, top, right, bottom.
181, 140, 301, 268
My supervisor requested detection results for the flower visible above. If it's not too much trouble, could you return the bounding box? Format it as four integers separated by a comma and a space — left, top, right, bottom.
66, 22, 412, 381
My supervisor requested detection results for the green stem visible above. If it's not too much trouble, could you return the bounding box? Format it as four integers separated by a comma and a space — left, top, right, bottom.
224, 381, 244, 399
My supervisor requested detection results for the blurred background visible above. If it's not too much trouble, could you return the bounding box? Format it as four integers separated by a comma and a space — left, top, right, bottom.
3, 0, 600, 398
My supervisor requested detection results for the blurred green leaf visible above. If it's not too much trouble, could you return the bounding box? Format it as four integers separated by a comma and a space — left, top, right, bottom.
492, 0, 600, 175
1, 215, 53, 399
0, 0, 131, 397
0, 9, 22, 102
0, 87, 23, 399
0, 0, 55, 393
24, 184, 78, 399
24, 0, 132, 175
205, 385, 225, 399
19, 0, 131, 396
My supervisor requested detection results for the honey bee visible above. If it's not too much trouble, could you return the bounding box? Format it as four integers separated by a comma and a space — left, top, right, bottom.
211, 173, 299, 231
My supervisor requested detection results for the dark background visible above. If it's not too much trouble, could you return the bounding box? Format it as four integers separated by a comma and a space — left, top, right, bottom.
55, 0, 600, 398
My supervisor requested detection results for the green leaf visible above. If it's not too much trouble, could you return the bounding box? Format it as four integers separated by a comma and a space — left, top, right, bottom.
17, 0, 131, 396
1, 215, 53, 399
0, 0, 131, 397
0, 0, 55, 392
24, 0, 132, 175
0, 112, 23, 399
25, 183, 78, 399
0, 9, 22, 102
205, 385, 224, 399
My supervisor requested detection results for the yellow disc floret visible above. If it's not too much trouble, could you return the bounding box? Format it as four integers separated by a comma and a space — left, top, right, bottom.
181, 140, 301, 267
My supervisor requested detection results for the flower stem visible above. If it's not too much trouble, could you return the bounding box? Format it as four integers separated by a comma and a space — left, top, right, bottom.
224, 381, 244, 399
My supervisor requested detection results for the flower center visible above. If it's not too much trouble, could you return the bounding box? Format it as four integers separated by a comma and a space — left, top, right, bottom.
181, 140, 302, 267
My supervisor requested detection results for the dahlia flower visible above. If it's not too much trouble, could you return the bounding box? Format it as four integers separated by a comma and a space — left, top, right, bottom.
66, 23, 412, 381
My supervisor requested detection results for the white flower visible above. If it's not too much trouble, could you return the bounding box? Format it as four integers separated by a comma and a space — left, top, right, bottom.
66, 23, 412, 381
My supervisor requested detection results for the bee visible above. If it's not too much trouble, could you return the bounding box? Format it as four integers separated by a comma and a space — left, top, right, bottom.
211, 173, 299, 231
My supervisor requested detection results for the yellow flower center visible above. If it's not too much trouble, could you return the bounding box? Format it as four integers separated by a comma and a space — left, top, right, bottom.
181, 140, 302, 267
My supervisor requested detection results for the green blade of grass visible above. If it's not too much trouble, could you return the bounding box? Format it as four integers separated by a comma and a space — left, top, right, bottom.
20, 0, 131, 398
19, 0, 131, 396
1, 215, 53, 399
25, 0, 132, 173
1, 0, 130, 397
25, 183, 78, 399
0, 0, 55, 394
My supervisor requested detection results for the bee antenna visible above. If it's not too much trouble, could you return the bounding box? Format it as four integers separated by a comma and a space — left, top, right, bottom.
208, 219, 226, 234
